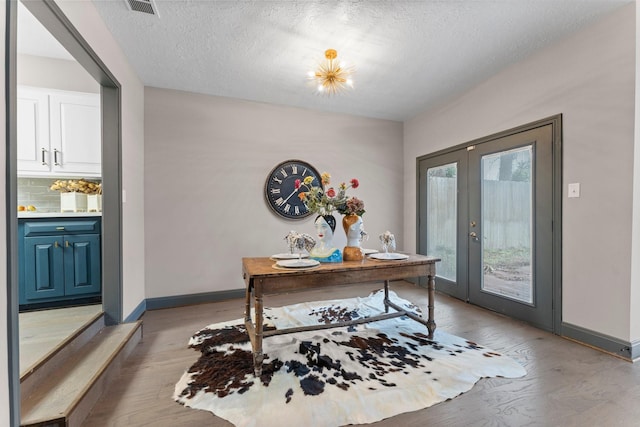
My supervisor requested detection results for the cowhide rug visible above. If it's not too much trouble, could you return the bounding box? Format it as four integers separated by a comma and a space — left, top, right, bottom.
174, 290, 526, 427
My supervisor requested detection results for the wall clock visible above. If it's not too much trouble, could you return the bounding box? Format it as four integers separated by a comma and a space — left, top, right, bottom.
265, 159, 321, 220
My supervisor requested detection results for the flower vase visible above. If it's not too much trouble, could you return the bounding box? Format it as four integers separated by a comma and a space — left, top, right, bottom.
342, 213, 364, 261
309, 215, 342, 262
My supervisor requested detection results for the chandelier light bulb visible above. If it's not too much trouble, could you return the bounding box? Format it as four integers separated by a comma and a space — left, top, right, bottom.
308, 48, 354, 96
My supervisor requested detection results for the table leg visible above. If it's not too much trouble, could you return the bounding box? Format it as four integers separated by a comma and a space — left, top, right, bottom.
383, 280, 390, 313
253, 290, 264, 377
427, 273, 436, 338
244, 283, 252, 324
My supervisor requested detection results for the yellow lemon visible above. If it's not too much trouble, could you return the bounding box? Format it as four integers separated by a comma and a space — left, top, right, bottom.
27, 205, 36, 211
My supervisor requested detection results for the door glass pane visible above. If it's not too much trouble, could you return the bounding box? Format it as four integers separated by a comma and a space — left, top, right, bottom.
480, 146, 533, 303
427, 163, 457, 281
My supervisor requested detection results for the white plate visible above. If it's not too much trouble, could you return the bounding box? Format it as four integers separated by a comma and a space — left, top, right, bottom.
271, 253, 309, 260
276, 259, 320, 268
368, 252, 409, 261
361, 248, 379, 255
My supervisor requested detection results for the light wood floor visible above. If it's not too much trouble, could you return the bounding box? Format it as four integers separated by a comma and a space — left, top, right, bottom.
83, 282, 640, 426
19, 304, 102, 378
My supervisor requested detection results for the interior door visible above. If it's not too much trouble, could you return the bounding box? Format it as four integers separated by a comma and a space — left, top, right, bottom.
418, 123, 556, 331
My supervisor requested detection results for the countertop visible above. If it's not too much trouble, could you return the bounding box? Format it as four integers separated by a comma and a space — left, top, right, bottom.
18, 212, 102, 219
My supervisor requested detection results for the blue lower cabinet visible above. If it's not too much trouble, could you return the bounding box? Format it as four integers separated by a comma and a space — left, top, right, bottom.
64, 234, 101, 296
19, 218, 102, 306
24, 236, 66, 301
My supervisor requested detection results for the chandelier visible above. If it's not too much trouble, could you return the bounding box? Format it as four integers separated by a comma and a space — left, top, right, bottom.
308, 49, 354, 95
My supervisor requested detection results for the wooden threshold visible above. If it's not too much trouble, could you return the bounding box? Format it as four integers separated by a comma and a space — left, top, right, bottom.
20, 305, 104, 380
21, 321, 142, 427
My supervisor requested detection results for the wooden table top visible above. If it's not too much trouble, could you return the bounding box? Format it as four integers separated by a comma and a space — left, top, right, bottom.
242, 254, 440, 280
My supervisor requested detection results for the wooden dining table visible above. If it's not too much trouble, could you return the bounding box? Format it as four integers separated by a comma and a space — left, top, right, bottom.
242, 253, 440, 376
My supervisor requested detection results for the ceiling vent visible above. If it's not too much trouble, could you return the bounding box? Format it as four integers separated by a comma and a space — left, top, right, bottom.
124, 0, 159, 16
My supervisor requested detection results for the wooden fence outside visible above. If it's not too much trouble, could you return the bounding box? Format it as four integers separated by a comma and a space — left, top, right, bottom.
427, 177, 531, 253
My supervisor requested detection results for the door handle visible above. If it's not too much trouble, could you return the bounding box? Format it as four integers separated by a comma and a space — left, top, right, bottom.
469, 231, 480, 242
54, 149, 60, 166
41, 148, 47, 165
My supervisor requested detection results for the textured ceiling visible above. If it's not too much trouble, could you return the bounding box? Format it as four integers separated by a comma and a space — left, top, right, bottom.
21, 1, 633, 121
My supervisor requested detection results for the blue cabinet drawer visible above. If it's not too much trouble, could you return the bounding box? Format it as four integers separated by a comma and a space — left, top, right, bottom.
23, 220, 100, 236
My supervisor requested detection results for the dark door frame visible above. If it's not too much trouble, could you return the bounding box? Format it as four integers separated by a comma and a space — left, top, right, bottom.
416, 115, 562, 332
6, 0, 123, 424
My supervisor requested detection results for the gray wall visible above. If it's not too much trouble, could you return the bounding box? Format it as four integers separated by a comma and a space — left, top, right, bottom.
405, 4, 637, 342
144, 88, 404, 298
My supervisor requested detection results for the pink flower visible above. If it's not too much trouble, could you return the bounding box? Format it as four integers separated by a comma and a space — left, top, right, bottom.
294, 179, 301, 189
326, 187, 336, 198
350, 178, 359, 189
342, 196, 365, 216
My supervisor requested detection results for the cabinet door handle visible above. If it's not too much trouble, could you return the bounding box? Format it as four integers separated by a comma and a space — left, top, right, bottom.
41, 148, 47, 166
56, 226, 65, 230
54, 149, 60, 166
54, 241, 59, 248
65, 240, 70, 248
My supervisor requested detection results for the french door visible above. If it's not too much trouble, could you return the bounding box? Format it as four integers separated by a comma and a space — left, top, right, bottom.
418, 121, 558, 331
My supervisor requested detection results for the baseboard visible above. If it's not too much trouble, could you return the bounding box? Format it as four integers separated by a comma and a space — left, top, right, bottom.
562, 322, 636, 361
124, 299, 147, 323
146, 288, 246, 311
631, 340, 640, 361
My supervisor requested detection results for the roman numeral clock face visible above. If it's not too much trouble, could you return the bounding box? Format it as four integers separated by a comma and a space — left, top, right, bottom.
265, 160, 321, 220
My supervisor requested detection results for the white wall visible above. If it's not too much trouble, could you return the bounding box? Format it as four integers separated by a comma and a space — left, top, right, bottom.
405, 4, 636, 342
144, 88, 403, 298
17, 53, 99, 93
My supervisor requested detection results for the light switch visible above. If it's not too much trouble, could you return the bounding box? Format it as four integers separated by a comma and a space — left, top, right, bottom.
122, 189, 127, 203
568, 183, 580, 198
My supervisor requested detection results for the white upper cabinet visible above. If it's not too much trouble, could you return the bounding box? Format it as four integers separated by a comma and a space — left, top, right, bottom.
49, 91, 101, 176
17, 86, 101, 177
17, 87, 50, 173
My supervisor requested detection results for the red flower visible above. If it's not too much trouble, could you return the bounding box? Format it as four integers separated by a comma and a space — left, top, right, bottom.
294, 179, 301, 189
326, 187, 336, 198
350, 178, 359, 189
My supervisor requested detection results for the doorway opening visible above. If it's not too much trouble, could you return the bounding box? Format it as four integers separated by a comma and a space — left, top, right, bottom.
7, 0, 123, 424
